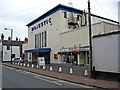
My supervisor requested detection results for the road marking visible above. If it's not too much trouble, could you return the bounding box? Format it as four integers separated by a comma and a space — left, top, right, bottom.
3, 66, 15, 70
33, 73, 59, 81
34, 76, 62, 86
2, 65, 95, 88
15, 70, 30, 75
57, 80, 94, 88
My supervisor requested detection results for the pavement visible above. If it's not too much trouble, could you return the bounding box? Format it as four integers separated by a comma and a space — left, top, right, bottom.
2, 63, 120, 90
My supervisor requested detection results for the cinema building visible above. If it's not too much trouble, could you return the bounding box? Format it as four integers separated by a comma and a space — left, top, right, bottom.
23, 4, 118, 65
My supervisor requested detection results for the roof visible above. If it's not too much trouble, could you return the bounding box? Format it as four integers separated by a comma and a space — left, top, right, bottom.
93, 30, 120, 38
1, 40, 24, 46
90, 14, 119, 24
26, 4, 83, 27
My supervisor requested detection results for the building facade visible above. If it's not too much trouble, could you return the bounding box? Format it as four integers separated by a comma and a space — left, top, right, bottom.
92, 31, 120, 81
0, 36, 24, 62
23, 4, 118, 65
118, 1, 120, 25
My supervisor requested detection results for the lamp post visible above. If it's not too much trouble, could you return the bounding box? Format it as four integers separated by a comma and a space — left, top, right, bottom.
4, 28, 13, 64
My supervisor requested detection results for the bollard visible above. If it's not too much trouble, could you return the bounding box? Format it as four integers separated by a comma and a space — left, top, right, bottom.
58, 67, 62, 72
50, 66, 53, 71
69, 68, 73, 74
27, 64, 29, 67
31, 64, 34, 68
20, 63, 22, 66
84, 70, 88, 76
43, 65, 45, 70
23, 63, 26, 67
36, 65, 39, 68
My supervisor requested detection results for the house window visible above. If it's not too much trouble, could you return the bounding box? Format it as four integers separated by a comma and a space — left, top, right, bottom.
42, 32, 44, 47
44, 31, 47, 47
64, 12, 67, 18
35, 31, 47, 48
35, 35, 37, 48
35, 34, 40, 49
39, 33, 41, 48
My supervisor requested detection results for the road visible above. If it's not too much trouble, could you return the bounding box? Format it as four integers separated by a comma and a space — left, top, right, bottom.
2, 65, 95, 89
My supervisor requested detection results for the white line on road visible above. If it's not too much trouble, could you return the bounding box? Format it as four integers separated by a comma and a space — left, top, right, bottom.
3, 65, 15, 70
3, 65, 94, 88
34, 76, 62, 86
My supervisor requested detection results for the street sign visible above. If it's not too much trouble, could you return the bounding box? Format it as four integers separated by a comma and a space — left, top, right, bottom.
37, 57, 45, 66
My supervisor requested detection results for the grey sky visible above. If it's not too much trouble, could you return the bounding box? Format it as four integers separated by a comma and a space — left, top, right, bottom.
0, 0, 119, 40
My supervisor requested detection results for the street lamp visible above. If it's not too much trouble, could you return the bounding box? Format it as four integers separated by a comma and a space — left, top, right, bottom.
4, 28, 13, 64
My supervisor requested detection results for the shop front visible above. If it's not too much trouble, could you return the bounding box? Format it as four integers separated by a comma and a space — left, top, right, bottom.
58, 46, 90, 66
25, 48, 51, 64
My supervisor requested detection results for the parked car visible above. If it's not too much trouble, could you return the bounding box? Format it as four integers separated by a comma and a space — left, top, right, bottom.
12, 57, 28, 63
12, 57, 21, 63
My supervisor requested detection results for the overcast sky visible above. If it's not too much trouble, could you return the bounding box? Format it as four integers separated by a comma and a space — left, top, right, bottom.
0, 0, 119, 41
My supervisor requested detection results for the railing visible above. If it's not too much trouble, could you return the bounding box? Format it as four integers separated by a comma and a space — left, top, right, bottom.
68, 17, 79, 29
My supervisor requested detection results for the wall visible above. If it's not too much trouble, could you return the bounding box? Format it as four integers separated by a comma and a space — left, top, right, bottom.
60, 21, 118, 49
118, 1, 120, 73
12, 46, 20, 58
118, 34, 120, 73
0, 42, 2, 61
118, 1, 120, 25
60, 26, 89, 48
102, 22, 118, 32
27, 11, 61, 63
26, 7, 119, 64
59, 10, 81, 33
92, 34, 119, 73
3, 46, 20, 61
3, 46, 11, 61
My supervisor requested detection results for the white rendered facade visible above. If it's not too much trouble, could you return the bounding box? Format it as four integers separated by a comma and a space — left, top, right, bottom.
24, 4, 118, 65
0, 40, 24, 62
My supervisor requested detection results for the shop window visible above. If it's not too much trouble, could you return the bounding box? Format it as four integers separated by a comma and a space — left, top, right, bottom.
64, 12, 67, 18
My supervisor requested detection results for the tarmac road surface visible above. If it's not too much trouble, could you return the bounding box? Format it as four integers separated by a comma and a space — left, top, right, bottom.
2, 65, 96, 89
